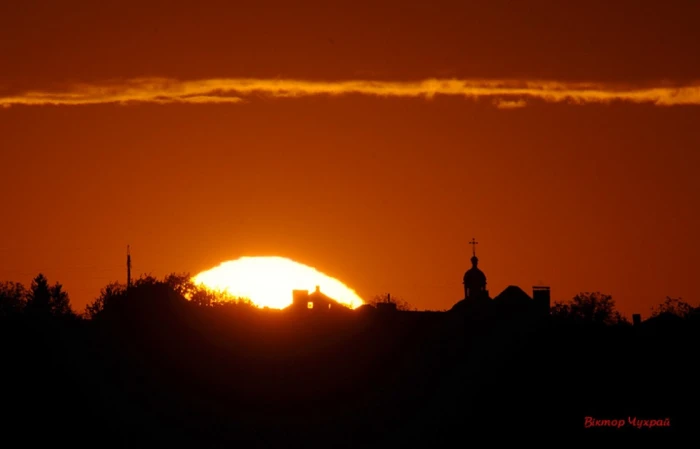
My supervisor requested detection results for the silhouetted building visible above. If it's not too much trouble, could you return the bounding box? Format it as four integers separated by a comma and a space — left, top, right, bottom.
532, 286, 551, 315
376, 302, 397, 313
494, 285, 532, 305
288, 286, 344, 312
377, 293, 398, 314
493, 285, 548, 318
452, 239, 550, 320
292, 289, 310, 309
463, 238, 489, 300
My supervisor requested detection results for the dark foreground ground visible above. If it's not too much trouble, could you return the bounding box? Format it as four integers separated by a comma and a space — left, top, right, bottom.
3, 306, 698, 447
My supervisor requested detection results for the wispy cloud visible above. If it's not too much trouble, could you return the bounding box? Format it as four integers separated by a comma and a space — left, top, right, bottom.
493, 98, 528, 109
2, 78, 700, 108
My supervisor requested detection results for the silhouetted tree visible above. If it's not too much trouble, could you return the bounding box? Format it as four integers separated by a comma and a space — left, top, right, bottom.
90, 274, 192, 323
134, 273, 159, 287
164, 272, 197, 298
188, 287, 218, 307
49, 282, 74, 318
189, 286, 239, 307
211, 296, 257, 311
551, 291, 626, 325
85, 281, 126, 319
0, 281, 26, 317
24, 274, 75, 318
651, 296, 695, 319
162, 272, 242, 307
25, 273, 52, 316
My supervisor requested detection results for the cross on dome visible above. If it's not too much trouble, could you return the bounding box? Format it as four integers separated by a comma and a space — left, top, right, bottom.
469, 238, 478, 258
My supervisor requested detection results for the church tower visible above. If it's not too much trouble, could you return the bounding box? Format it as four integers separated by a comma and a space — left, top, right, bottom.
463, 238, 489, 300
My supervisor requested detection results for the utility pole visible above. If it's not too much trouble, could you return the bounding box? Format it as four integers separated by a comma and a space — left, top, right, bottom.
127, 245, 132, 289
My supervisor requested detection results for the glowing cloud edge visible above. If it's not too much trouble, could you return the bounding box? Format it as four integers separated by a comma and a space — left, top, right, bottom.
2, 77, 700, 108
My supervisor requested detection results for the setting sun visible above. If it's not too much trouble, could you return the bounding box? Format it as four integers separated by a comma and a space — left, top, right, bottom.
191, 256, 365, 309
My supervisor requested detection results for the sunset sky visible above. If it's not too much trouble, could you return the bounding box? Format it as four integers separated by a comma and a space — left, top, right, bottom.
1, 1, 699, 317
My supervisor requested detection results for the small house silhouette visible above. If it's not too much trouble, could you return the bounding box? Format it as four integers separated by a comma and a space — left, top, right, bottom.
288, 286, 346, 312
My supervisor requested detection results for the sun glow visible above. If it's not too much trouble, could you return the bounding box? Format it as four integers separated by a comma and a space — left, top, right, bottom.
191, 256, 365, 309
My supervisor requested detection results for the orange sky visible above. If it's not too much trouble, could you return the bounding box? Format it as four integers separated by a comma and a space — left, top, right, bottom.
1, 1, 699, 318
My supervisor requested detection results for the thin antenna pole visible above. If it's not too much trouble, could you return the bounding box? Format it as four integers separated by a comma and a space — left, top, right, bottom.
127, 245, 131, 288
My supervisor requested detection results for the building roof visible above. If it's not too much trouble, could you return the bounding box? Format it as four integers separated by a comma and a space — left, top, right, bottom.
493, 285, 532, 304
307, 286, 337, 304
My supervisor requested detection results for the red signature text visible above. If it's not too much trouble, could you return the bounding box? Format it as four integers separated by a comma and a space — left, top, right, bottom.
584, 417, 671, 429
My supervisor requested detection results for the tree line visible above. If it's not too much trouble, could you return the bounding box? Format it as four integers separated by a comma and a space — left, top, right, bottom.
1, 272, 697, 324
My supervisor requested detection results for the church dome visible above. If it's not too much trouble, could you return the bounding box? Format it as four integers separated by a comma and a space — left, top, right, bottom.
463, 266, 486, 284
462, 240, 489, 301
463, 256, 486, 284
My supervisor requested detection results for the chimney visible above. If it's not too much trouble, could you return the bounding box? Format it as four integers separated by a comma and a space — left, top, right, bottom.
315, 285, 320, 293
292, 289, 309, 306
532, 286, 551, 315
